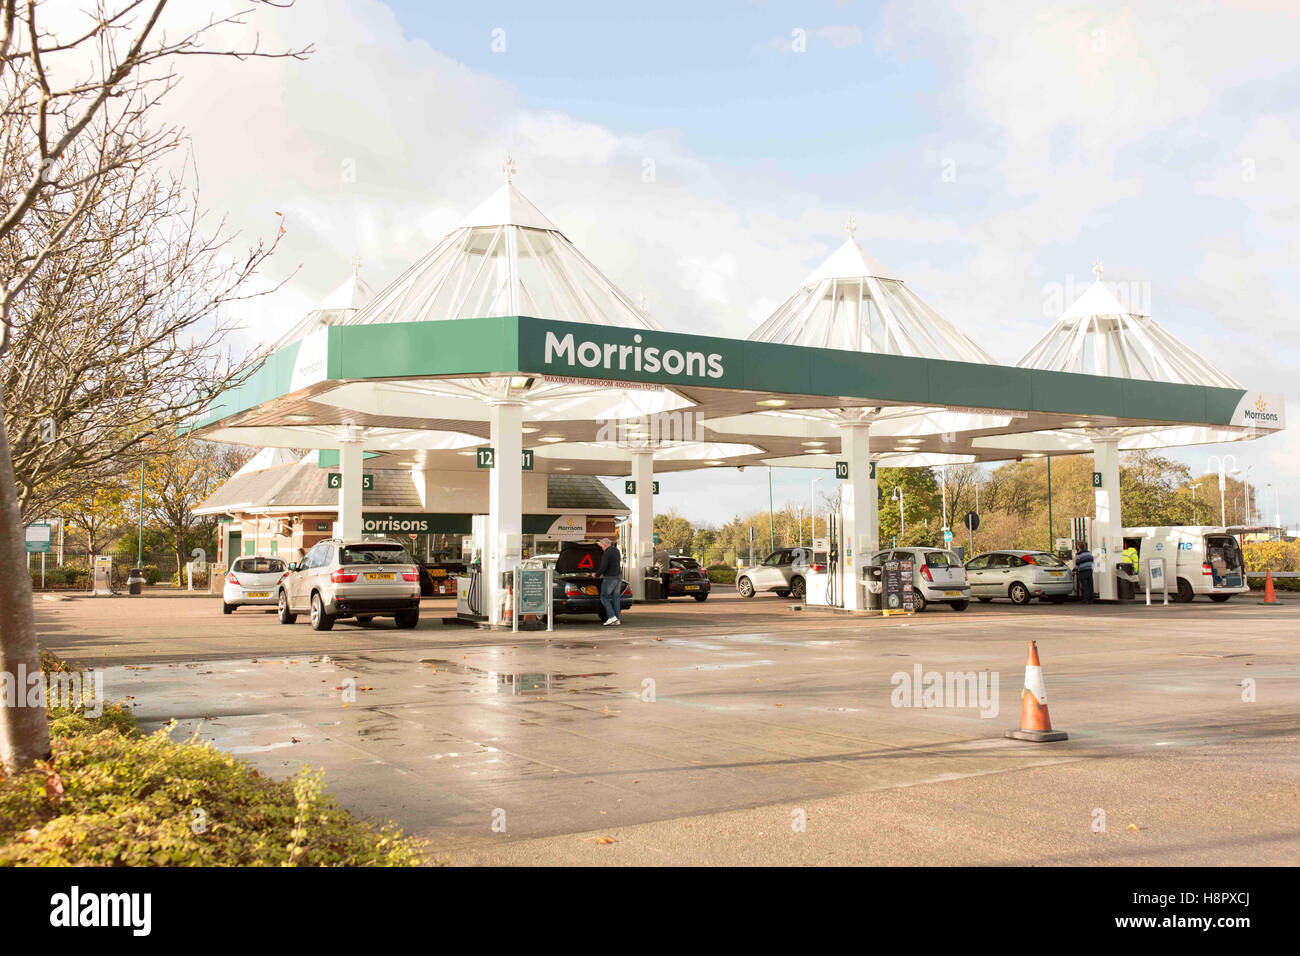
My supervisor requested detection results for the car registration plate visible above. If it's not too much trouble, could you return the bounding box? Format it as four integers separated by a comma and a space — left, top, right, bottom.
366, 573, 395, 581
583, 585, 599, 595
245, 591, 270, 598
943, 590, 961, 597
1048, 571, 1064, 577
685, 585, 699, 591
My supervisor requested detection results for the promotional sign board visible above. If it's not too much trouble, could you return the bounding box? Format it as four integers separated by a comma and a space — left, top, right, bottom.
24, 523, 51, 554
881, 559, 914, 613
518, 569, 549, 615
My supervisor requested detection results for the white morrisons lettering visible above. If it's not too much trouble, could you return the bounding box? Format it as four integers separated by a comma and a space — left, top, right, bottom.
544, 331, 724, 380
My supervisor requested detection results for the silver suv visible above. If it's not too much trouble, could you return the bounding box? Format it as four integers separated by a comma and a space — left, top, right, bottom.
736, 547, 824, 600
278, 538, 421, 630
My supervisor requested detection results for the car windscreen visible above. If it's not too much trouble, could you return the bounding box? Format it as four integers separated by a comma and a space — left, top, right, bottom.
1025, 552, 1066, 568
235, 557, 286, 574
555, 547, 603, 574
341, 544, 412, 565
672, 558, 701, 570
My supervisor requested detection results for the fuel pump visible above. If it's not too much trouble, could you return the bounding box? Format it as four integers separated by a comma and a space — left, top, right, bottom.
457, 515, 488, 620
825, 510, 844, 608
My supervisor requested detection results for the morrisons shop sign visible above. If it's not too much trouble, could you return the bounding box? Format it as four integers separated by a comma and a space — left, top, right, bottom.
522, 321, 743, 388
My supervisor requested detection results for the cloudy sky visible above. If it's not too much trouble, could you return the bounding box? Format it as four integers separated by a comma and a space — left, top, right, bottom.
158, 0, 1299, 527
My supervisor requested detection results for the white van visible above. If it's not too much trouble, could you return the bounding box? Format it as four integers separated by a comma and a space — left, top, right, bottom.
1120, 526, 1247, 603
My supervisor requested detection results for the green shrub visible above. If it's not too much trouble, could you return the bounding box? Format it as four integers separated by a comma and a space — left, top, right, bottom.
0, 651, 427, 867
142, 565, 162, 585
706, 563, 736, 585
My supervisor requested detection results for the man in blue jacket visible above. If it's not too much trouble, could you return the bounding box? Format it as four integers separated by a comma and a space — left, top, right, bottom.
1074, 540, 1095, 603
597, 537, 623, 626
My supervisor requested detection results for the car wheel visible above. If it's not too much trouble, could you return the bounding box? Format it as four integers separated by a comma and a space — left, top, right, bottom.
977, 597, 992, 603
790, 576, 806, 599
1008, 582, 1031, 605
736, 576, 755, 599
597, 607, 609, 621
912, 591, 926, 612
1176, 578, 1195, 603
222, 603, 234, 615
1209, 594, 1231, 603
693, 593, 709, 602
277, 591, 297, 625
950, 600, 969, 612
310, 592, 334, 631
394, 610, 419, 628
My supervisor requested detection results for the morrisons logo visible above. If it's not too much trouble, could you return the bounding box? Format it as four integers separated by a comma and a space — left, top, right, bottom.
544, 331, 725, 381
1244, 396, 1279, 423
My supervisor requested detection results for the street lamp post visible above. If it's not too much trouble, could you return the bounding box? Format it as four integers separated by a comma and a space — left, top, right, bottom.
891, 485, 905, 536
1205, 454, 1238, 528
811, 476, 827, 546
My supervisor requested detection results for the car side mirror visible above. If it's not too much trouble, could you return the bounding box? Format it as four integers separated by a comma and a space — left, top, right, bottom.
287, 563, 299, 572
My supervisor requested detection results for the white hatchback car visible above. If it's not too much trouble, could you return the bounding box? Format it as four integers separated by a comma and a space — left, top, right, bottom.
222, 556, 288, 614
868, 547, 971, 611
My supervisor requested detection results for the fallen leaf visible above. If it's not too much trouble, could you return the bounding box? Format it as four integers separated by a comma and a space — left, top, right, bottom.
592, 836, 616, 844
1128, 823, 1142, 832
44, 770, 64, 803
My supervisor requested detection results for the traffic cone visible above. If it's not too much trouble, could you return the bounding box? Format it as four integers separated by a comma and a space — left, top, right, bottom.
1005, 640, 1068, 742
1259, 570, 1281, 606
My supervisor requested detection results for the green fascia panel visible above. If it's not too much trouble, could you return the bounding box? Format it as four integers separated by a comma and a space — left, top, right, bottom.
1204, 387, 1246, 425
332, 316, 520, 380
316, 449, 381, 468
190, 315, 1254, 432
741, 341, 812, 393
1025, 369, 1126, 418
925, 358, 1033, 410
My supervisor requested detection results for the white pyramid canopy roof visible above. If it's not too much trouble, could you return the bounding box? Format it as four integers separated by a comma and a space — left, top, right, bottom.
233, 446, 301, 476
270, 268, 375, 352
288, 165, 690, 430
1016, 272, 1240, 387
749, 222, 996, 364
336, 180, 660, 332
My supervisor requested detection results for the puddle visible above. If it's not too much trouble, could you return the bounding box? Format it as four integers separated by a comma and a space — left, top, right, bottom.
420, 659, 616, 696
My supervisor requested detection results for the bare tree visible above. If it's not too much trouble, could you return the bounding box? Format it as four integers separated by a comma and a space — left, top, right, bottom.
0, 0, 309, 772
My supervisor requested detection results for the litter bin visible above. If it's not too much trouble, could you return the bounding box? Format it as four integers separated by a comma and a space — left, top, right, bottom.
862, 566, 882, 611
644, 575, 664, 602
1116, 564, 1136, 601
126, 567, 145, 596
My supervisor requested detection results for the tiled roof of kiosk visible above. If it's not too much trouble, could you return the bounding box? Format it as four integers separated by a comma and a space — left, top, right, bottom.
197, 460, 627, 515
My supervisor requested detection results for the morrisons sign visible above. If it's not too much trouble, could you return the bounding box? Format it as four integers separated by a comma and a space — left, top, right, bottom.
522, 321, 742, 387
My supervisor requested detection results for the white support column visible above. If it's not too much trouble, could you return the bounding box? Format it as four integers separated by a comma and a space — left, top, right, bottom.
629, 452, 655, 600
486, 401, 524, 626
1091, 437, 1122, 601
337, 440, 364, 539
839, 423, 873, 610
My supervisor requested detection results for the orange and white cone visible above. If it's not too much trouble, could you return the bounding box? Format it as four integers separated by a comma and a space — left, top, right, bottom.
1004, 640, 1068, 742
1260, 570, 1281, 606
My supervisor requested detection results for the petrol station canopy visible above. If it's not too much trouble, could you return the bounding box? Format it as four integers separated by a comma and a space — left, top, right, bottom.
189, 173, 1284, 474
